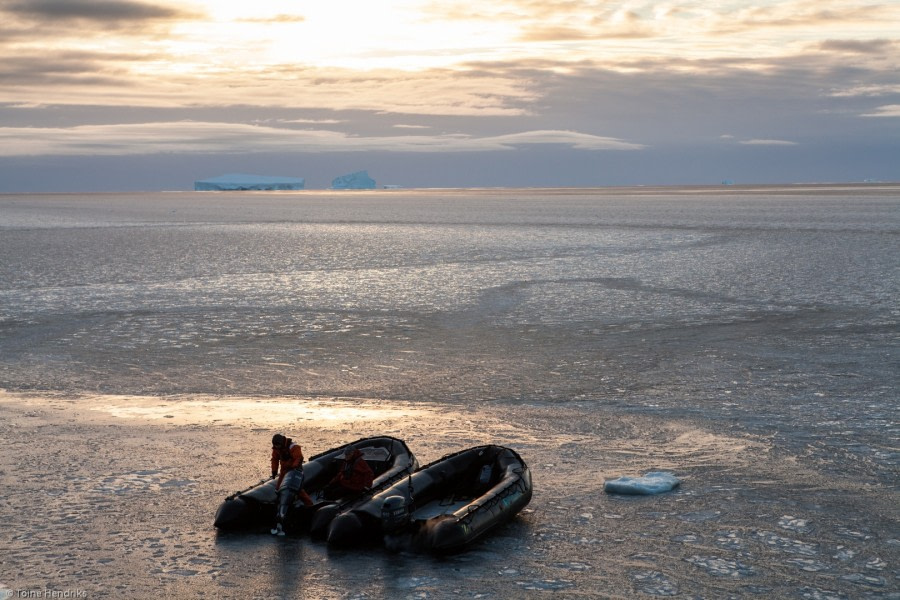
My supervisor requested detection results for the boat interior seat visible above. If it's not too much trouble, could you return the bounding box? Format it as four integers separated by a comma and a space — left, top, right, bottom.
358, 446, 393, 476
439, 452, 503, 502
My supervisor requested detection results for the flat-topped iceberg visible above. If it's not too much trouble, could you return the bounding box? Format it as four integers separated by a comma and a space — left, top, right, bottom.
331, 170, 376, 190
194, 173, 305, 191
603, 471, 681, 495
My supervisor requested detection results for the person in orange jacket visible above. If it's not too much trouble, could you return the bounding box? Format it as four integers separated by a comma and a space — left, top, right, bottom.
270, 433, 313, 535
323, 446, 375, 500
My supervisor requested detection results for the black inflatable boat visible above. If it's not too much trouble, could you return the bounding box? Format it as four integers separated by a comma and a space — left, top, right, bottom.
327, 445, 532, 552
214, 436, 417, 532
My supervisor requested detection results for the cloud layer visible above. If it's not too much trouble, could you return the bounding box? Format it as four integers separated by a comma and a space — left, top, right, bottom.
3, 0, 193, 22
0, 0, 897, 187
0, 122, 643, 156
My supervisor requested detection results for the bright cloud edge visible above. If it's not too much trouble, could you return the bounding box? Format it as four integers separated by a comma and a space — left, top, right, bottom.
0, 122, 646, 157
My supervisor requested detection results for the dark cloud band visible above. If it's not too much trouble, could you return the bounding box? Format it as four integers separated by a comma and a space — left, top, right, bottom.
2, 0, 198, 22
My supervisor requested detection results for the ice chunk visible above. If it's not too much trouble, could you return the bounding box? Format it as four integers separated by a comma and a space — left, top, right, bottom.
331, 170, 376, 189
603, 471, 680, 495
684, 555, 756, 577
194, 173, 305, 191
630, 570, 680, 596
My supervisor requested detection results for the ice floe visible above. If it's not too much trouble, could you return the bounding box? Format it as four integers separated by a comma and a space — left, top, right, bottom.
603, 471, 680, 495
778, 515, 812, 533
630, 570, 679, 596
798, 587, 848, 600
684, 555, 756, 577
753, 530, 819, 556
786, 558, 831, 572
839, 573, 887, 587
516, 579, 576, 591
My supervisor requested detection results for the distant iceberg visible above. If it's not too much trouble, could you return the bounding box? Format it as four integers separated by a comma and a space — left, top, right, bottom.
331, 170, 376, 190
194, 173, 305, 191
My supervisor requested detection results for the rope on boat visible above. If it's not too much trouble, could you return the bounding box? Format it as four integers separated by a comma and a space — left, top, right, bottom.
456, 470, 530, 527
407, 455, 415, 504
225, 478, 270, 501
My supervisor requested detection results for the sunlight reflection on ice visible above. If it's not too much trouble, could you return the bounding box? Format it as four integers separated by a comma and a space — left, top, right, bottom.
88, 395, 431, 427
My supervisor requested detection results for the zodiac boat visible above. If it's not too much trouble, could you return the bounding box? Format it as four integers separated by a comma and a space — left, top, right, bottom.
326, 445, 532, 552
213, 436, 417, 532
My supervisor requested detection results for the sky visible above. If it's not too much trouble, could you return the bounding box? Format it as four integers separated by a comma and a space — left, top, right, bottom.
0, 0, 898, 191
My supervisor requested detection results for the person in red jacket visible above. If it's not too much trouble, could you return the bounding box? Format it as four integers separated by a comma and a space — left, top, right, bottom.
323, 446, 375, 500
270, 433, 313, 535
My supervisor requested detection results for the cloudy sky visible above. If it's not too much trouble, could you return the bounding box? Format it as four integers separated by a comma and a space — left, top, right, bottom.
1, 0, 898, 190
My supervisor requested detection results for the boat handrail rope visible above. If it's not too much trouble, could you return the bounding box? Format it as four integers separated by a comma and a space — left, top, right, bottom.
407, 455, 415, 503
226, 478, 270, 501
457, 476, 525, 525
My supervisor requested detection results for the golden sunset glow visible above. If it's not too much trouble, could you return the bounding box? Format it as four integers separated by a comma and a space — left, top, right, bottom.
176, 0, 900, 69
4, 0, 898, 109
156, 0, 520, 72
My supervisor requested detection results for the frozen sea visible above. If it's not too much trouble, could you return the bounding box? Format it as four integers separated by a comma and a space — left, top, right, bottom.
0, 185, 898, 599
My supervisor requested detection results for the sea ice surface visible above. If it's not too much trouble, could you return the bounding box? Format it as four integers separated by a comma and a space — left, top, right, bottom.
604, 471, 681, 495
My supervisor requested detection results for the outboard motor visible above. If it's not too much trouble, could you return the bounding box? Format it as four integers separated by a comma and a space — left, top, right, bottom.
272, 469, 304, 536
381, 495, 410, 534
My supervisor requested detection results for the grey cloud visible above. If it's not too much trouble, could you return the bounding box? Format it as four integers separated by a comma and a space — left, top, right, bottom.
1, 0, 199, 22
831, 84, 900, 97
6, 39, 894, 140
860, 104, 900, 117
0, 56, 539, 116
818, 39, 896, 54
474, 50, 899, 151
739, 139, 799, 146
278, 118, 345, 125
0, 50, 149, 86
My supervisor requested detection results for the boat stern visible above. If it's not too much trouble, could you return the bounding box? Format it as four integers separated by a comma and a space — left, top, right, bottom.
213, 497, 252, 529
423, 516, 470, 553
327, 512, 364, 547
